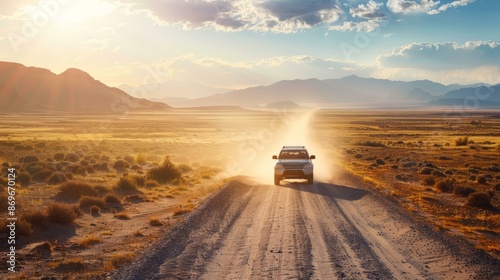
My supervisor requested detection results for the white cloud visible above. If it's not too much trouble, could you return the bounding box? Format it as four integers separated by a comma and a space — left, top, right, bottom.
350, 0, 385, 19
119, 0, 343, 33
387, 0, 439, 14
378, 41, 500, 70
436, 0, 476, 13
329, 19, 384, 32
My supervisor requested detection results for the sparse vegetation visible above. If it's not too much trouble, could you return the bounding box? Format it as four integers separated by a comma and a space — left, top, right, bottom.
355, 140, 385, 147
114, 212, 130, 220
77, 234, 101, 247
79, 196, 106, 209
453, 185, 476, 197
115, 177, 138, 191
422, 176, 436, 186
149, 216, 163, 226
22, 209, 48, 228
466, 192, 492, 208
435, 178, 455, 193
106, 253, 136, 269
46, 202, 79, 224
455, 136, 469, 146
104, 193, 121, 204
59, 181, 98, 198
46, 172, 67, 184
147, 156, 181, 184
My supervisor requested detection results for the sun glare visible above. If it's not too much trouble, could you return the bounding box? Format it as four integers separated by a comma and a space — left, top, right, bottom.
44, 0, 116, 27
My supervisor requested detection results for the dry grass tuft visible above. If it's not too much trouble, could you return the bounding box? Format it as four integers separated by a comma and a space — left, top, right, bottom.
46, 202, 79, 224
148, 216, 163, 226
147, 156, 181, 184
105, 253, 136, 269
77, 234, 101, 247
59, 181, 98, 199
114, 212, 130, 220
79, 196, 106, 209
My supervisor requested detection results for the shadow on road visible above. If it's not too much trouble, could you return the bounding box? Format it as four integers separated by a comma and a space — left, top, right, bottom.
279, 180, 369, 201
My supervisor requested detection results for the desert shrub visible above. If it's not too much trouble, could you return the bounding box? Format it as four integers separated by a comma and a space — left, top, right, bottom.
355, 141, 385, 147
422, 177, 436, 186
25, 162, 44, 175
145, 180, 159, 188
18, 172, 31, 187
90, 205, 100, 215
115, 177, 138, 191
124, 155, 135, 164
354, 154, 363, 159
136, 154, 147, 165
79, 160, 89, 167
147, 156, 181, 184
476, 175, 488, 185
86, 166, 95, 173
79, 196, 106, 209
113, 160, 130, 170
23, 155, 39, 163
46, 172, 67, 185
435, 178, 455, 193
444, 169, 454, 175
64, 153, 81, 162
114, 212, 130, 220
419, 167, 433, 175
107, 253, 136, 269
432, 170, 446, 178
33, 169, 54, 182
58, 181, 98, 199
22, 209, 48, 228
455, 136, 469, 146
178, 163, 193, 173
46, 202, 78, 224
65, 173, 73, 180
104, 194, 121, 204
438, 156, 452, 160
453, 185, 476, 197
466, 192, 492, 208
494, 183, 500, 191
128, 174, 145, 187
375, 159, 385, 165
468, 168, 480, 174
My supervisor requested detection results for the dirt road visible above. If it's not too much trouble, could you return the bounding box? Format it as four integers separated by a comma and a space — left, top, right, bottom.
112, 176, 499, 280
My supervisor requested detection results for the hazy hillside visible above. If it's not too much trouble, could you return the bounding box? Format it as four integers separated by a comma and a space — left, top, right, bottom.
161, 75, 489, 108
119, 80, 230, 100
429, 85, 500, 107
0, 62, 170, 113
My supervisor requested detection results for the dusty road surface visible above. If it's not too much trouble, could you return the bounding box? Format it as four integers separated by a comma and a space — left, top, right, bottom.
112, 176, 499, 280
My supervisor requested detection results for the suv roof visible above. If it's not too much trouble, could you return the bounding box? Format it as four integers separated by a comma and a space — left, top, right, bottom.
281, 146, 306, 150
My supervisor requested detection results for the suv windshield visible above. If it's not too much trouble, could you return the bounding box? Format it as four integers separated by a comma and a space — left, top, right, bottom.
279, 150, 309, 159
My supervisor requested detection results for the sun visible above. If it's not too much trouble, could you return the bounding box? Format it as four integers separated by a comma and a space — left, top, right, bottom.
35, 0, 117, 27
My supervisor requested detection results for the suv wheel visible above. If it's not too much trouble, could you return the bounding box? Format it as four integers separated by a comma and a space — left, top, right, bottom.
274, 175, 281, 185
307, 174, 313, 185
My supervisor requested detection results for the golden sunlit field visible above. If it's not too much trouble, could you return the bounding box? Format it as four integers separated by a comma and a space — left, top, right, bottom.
0, 109, 499, 278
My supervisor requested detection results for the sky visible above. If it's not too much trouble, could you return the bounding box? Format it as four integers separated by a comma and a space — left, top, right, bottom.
0, 0, 499, 92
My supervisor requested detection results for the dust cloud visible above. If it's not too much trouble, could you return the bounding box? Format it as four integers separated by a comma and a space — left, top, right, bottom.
226, 110, 334, 185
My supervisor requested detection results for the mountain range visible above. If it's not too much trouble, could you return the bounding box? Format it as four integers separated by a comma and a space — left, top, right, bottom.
1, 61, 499, 113
140, 75, 497, 108
0, 62, 169, 113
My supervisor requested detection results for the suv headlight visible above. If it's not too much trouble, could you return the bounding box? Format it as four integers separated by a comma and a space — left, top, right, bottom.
304, 163, 313, 168
275, 163, 283, 169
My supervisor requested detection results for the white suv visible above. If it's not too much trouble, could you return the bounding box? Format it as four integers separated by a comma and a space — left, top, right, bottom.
273, 146, 315, 185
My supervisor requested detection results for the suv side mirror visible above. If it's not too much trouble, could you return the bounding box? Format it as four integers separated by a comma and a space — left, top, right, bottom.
272, 155, 278, 159
310, 155, 315, 159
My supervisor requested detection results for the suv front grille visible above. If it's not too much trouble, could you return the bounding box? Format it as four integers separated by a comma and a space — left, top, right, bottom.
283, 163, 306, 169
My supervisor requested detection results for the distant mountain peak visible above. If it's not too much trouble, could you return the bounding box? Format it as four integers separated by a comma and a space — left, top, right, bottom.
59, 68, 95, 82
